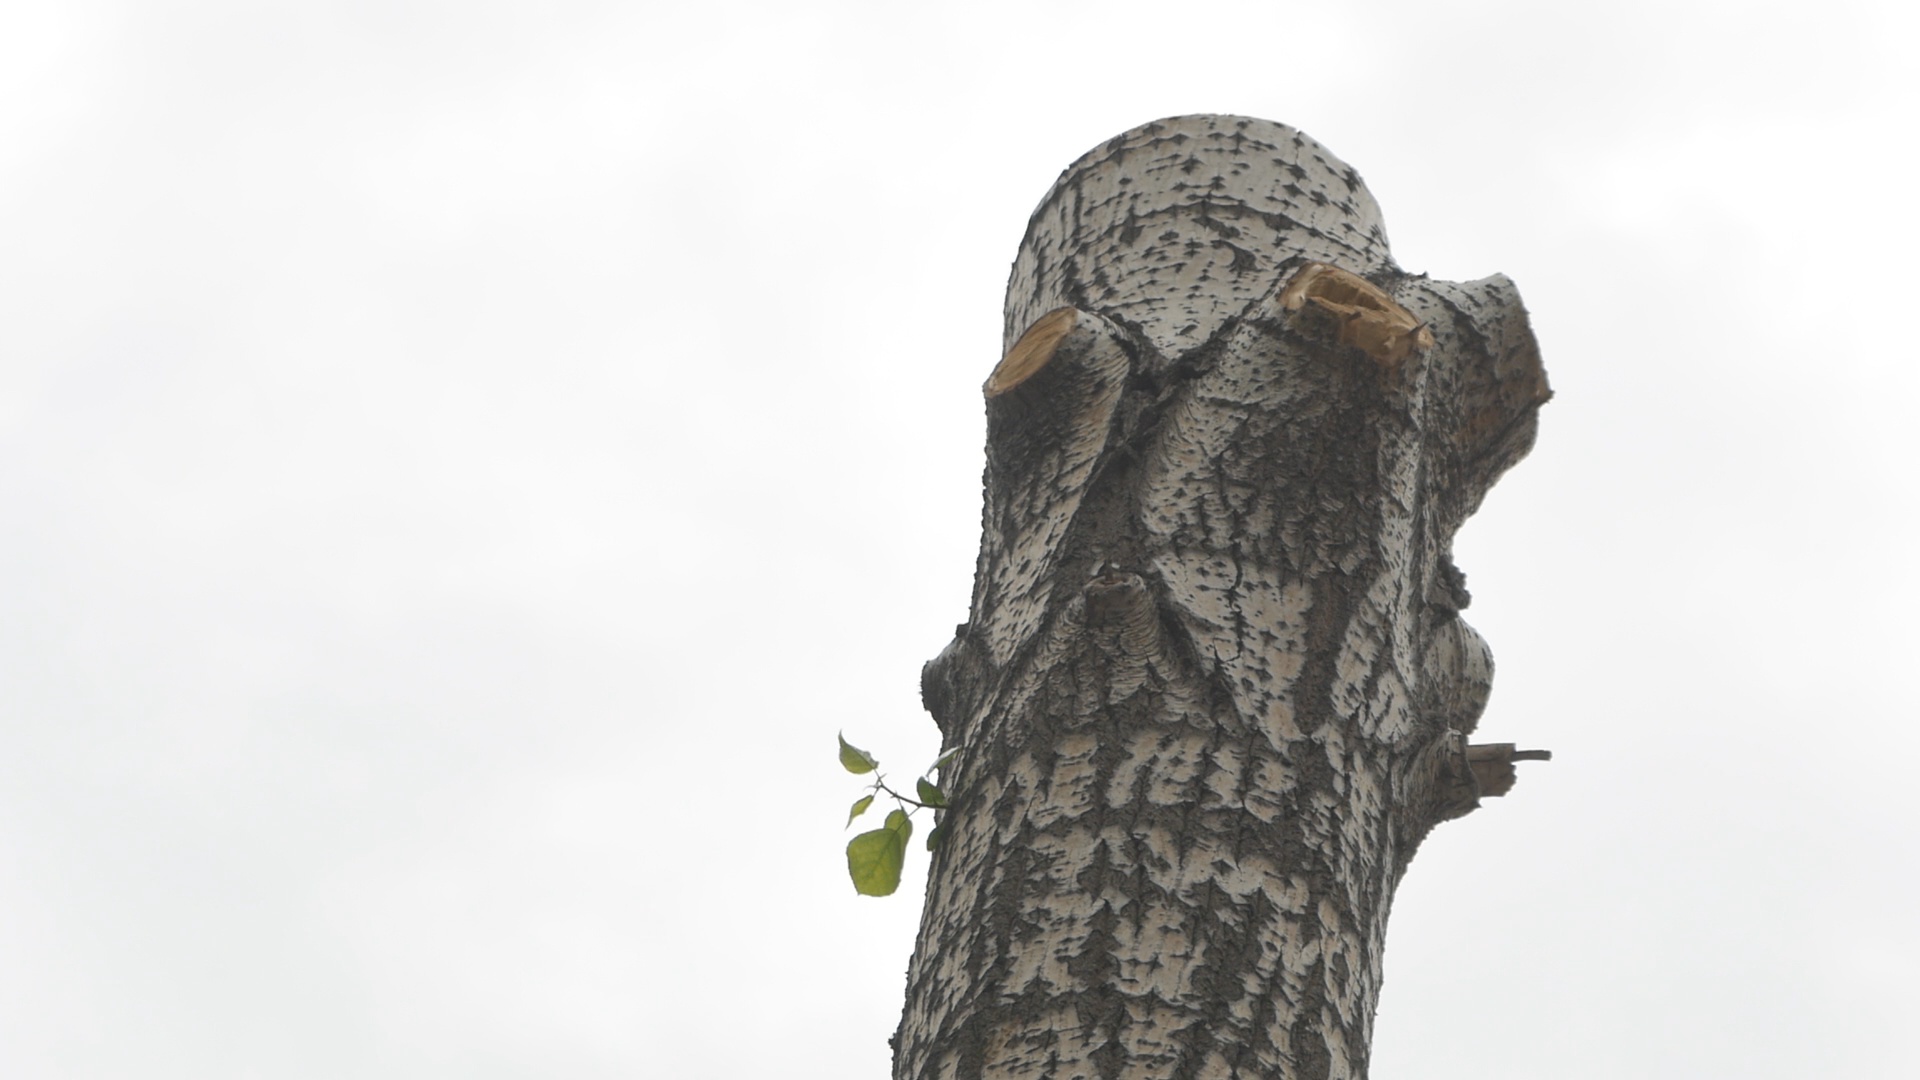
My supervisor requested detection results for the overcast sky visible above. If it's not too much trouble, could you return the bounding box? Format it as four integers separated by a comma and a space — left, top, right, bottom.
3, 1, 1916, 1077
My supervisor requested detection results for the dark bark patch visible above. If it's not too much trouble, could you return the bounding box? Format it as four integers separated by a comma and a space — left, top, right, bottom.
1288, 997, 1334, 1080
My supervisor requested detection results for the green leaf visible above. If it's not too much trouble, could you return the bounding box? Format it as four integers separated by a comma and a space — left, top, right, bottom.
847, 811, 914, 897
932, 746, 961, 771
838, 732, 878, 775
846, 794, 875, 827
926, 822, 946, 852
885, 808, 913, 841
915, 778, 948, 808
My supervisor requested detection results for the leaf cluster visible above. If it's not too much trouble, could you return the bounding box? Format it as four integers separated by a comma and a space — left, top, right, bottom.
838, 734, 953, 896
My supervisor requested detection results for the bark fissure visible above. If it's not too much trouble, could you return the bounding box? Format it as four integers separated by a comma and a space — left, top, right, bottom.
898, 116, 1548, 1080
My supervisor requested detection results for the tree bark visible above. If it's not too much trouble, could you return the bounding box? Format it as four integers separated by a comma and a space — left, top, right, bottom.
898, 116, 1551, 1080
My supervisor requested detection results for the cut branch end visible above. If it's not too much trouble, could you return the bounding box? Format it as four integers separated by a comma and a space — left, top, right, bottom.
1466, 742, 1553, 798
986, 307, 1079, 397
1278, 262, 1433, 366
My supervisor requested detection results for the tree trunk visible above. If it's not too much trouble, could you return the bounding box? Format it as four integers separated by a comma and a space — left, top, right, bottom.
896, 116, 1551, 1080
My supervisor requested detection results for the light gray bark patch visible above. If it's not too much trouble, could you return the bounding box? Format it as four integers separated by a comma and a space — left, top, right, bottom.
1007, 117, 1394, 366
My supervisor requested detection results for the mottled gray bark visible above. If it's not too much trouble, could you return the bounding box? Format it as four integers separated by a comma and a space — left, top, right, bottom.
899, 116, 1551, 1080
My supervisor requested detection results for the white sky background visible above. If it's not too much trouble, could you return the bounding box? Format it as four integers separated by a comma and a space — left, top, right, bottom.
2, 1, 1916, 1076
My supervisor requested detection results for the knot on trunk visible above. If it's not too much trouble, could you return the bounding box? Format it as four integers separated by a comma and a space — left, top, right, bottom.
1079, 569, 1170, 699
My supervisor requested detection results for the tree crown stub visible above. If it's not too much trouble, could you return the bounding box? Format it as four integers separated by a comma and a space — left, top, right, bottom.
1005, 114, 1394, 363
946, 116, 1550, 829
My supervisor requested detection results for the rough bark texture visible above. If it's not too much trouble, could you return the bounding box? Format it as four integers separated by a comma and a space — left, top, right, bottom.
898, 115, 1550, 1080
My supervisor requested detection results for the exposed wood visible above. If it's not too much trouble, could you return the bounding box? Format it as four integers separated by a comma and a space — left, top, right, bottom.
1279, 262, 1435, 367
898, 115, 1550, 1080
986, 307, 1081, 397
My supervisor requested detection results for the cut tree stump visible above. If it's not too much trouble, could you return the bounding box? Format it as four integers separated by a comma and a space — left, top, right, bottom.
899, 115, 1551, 1080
